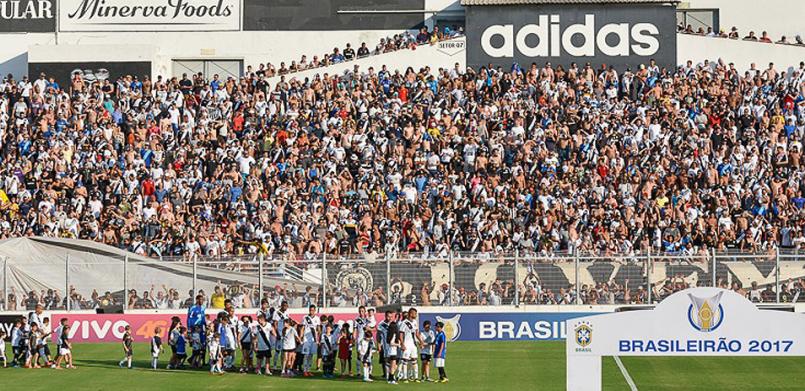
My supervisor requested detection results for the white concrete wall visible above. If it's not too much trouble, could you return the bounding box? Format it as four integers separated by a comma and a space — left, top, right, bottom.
425, 0, 462, 12
2, 30, 412, 79
682, 0, 805, 39
266, 37, 466, 83
678, 34, 805, 73
0, 33, 56, 78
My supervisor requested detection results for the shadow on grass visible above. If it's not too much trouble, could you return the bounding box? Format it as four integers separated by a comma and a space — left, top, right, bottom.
74, 359, 383, 384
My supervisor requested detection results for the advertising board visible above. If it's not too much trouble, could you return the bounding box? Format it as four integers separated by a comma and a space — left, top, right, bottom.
59, 0, 240, 32
566, 288, 805, 390
46, 310, 596, 343
0, 0, 56, 32
49, 312, 368, 343
0, 314, 21, 341
465, 3, 677, 70
28, 61, 151, 89
243, 0, 423, 31
420, 312, 595, 342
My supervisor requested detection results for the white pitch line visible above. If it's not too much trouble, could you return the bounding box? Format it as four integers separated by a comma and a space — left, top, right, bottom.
613, 356, 639, 391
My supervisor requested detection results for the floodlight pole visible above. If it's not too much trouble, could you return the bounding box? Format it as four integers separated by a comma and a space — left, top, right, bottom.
65, 254, 70, 311
321, 253, 327, 309
258, 253, 264, 305
123, 254, 128, 309
386, 254, 391, 306
2, 256, 7, 311
711, 247, 717, 288
448, 251, 454, 306
514, 249, 520, 308
775, 247, 781, 304
192, 254, 197, 296
574, 250, 580, 305
646, 250, 652, 305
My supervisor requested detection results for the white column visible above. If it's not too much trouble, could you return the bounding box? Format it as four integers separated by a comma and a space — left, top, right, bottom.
567, 356, 602, 391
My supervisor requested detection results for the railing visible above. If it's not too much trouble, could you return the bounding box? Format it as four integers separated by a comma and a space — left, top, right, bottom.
2, 249, 805, 311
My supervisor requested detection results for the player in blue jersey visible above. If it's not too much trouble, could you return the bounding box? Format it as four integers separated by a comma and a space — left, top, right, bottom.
434, 322, 448, 383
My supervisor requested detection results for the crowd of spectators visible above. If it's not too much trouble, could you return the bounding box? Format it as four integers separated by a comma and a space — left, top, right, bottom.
257, 25, 464, 77
6, 272, 805, 311
678, 23, 805, 46
1, 40, 805, 264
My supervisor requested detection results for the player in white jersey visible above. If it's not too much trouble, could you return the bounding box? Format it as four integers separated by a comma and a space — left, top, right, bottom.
376, 310, 393, 379
301, 305, 321, 376
398, 308, 423, 383
223, 314, 238, 369
271, 301, 289, 370
384, 319, 400, 384
357, 330, 376, 382
254, 314, 276, 375
238, 316, 254, 373
52, 318, 67, 368
366, 308, 377, 375
353, 306, 370, 376
0, 329, 6, 367
420, 320, 436, 381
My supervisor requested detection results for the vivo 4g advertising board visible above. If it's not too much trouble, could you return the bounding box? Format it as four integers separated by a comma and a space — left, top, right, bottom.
420, 312, 598, 342
466, 3, 677, 71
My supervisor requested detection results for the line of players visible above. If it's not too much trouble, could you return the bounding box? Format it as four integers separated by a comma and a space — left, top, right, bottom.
157, 297, 449, 384
0, 305, 75, 369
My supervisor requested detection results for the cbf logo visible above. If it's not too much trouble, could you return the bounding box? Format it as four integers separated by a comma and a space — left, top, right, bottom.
574, 321, 593, 349
436, 315, 461, 342
687, 292, 725, 332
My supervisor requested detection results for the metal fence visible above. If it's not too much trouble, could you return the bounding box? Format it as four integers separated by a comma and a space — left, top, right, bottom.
3, 249, 805, 311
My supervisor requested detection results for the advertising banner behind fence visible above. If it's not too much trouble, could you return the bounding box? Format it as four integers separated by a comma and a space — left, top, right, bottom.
44, 311, 596, 343
59, 0, 240, 32
50, 312, 368, 343
421, 312, 596, 342
0, 0, 56, 32
0, 314, 19, 341
465, 3, 677, 70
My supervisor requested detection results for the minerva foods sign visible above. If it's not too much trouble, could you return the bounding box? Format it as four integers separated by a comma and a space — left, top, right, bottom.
566, 288, 805, 390
60, 0, 240, 31
465, 3, 677, 70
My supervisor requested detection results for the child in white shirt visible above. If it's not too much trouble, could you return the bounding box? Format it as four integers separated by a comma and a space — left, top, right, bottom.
208, 332, 223, 374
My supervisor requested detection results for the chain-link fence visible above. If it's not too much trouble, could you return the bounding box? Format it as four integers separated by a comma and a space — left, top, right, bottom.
4, 250, 805, 311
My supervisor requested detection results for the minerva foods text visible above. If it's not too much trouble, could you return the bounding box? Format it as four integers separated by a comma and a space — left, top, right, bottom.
59, 0, 241, 31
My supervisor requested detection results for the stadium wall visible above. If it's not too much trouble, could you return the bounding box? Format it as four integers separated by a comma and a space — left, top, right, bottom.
682, 0, 805, 39
0, 0, 462, 78
265, 37, 467, 83
678, 34, 805, 72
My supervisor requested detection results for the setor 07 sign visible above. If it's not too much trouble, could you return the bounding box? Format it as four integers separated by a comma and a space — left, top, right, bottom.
465, 3, 677, 71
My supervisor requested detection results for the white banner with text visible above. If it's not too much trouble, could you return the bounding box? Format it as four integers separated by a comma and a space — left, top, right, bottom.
566, 288, 805, 390
59, 0, 240, 32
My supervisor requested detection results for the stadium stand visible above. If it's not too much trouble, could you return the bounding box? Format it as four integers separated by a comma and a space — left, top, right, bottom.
2, 52, 805, 311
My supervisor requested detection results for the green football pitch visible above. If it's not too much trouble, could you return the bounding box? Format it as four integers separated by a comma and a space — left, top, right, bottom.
2, 341, 805, 390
